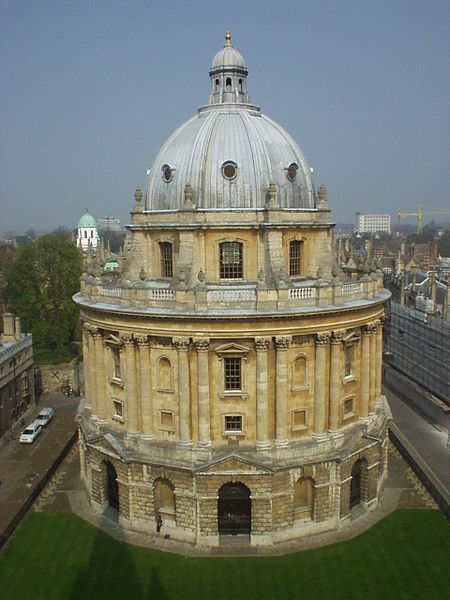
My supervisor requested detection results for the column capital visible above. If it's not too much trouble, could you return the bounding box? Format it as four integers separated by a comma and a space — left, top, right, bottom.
315, 332, 331, 346
331, 330, 345, 344
135, 335, 150, 347
173, 337, 190, 352
274, 336, 291, 350
83, 323, 98, 336
194, 338, 210, 352
361, 324, 372, 336
120, 333, 135, 346
254, 337, 270, 352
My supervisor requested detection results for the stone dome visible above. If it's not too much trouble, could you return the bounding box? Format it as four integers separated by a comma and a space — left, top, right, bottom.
145, 33, 316, 212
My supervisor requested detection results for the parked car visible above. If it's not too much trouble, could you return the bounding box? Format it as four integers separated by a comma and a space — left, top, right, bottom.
35, 407, 54, 426
19, 421, 42, 444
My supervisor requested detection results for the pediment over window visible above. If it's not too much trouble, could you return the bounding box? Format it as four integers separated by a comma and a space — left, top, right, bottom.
196, 453, 272, 475
215, 342, 249, 358
86, 432, 129, 462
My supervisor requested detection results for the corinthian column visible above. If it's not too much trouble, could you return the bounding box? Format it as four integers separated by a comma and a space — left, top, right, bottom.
81, 324, 91, 409
375, 318, 383, 406
369, 323, 377, 415
359, 325, 371, 420
275, 336, 290, 447
195, 339, 211, 448
87, 325, 98, 418
255, 337, 270, 449
329, 330, 344, 434
174, 338, 192, 447
137, 336, 153, 438
313, 332, 330, 441
94, 331, 107, 422
122, 334, 139, 435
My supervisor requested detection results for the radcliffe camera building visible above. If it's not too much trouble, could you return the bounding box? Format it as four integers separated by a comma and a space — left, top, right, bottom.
74, 34, 391, 545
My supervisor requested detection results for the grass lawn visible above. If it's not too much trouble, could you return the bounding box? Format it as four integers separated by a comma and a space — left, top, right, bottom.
0, 510, 448, 600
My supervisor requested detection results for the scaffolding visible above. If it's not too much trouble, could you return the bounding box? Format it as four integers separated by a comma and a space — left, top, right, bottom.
384, 301, 450, 404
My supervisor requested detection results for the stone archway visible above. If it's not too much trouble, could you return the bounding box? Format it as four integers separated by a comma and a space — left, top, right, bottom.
105, 461, 119, 511
218, 482, 251, 535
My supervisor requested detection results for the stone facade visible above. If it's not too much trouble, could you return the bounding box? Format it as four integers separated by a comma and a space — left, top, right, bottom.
74, 34, 391, 547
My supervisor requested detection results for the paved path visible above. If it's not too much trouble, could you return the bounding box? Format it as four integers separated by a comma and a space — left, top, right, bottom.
382, 383, 450, 501
0, 394, 79, 541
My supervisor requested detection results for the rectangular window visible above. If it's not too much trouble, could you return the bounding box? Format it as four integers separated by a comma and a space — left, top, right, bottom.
160, 410, 174, 429
289, 240, 302, 277
113, 400, 123, 418
292, 409, 307, 430
159, 242, 173, 278
224, 357, 241, 390
220, 242, 243, 279
225, 415, 242, 432
344, 398, 354, 416
112, 347, 121, 379
344, 346, 352, 377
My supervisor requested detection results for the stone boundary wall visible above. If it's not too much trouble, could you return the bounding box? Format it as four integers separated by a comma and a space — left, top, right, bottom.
0, 429, 79, 551
388, 423, 449, 521
36, 360, 83, 395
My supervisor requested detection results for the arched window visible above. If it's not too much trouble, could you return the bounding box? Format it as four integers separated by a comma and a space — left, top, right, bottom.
159, 241, 173, 278
158, 356, 172, 391
215, 78, 220, 92
104, 461, 119, 511
226, 77, 232, 91
84, 231, 87, 238
154, 478, 176, 524
238, 78, 243, 92
289, 240, 302, 276
350, 459, 367, 508
292, 355, 307, 389
218, 482, 251, 534
220, 241, 243, 279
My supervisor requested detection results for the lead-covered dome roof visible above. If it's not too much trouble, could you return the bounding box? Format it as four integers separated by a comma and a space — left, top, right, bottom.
145, 33, 316, 212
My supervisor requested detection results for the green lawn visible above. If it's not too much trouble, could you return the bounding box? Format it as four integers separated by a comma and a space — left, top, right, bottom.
0, 510, 448, 600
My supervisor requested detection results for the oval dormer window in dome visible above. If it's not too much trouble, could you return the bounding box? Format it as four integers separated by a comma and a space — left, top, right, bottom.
222, 161, 238, 180
162, 164, 174, 183
287, 162, 298, 182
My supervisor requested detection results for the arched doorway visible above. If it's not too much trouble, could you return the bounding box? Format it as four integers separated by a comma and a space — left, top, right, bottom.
106, 462, 119, 511
350, 460, 364, 508
218, 482, 251, 535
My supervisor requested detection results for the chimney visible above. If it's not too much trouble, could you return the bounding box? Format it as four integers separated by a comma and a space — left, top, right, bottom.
14, 316, 22, 341
2, 313, 15, 342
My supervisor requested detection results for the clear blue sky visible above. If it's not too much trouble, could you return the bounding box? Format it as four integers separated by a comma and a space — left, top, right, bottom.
1, 0, 449, 232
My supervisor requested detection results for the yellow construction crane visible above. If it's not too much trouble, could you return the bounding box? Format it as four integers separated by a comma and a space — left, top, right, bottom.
397, 204, 450, 235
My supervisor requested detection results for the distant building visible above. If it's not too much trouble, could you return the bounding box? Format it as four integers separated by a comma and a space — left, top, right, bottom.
77, 210, 99, 252
97, 217, 121, 232
356, 213, 391, 234
0, 314, 35, 438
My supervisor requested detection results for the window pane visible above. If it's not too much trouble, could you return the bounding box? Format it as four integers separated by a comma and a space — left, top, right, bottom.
160, 242, 173, 278
220, 242, 243, 278
225, 415, 242, 431
289, 240, 301, 276
224, 357, 241, 390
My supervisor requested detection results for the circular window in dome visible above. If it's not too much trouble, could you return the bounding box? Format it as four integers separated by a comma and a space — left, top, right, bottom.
162, 164, 173, 183
222, 161, 238, 180
287, 162, 298, 182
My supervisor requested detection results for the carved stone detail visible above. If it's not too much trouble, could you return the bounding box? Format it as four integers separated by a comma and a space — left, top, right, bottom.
331, 330, 345, 344
274, 336, 290, 350
173, 338, 190, 352
194, 339, 210, 352
254, 337, 270, 352
315, 332, 331, 345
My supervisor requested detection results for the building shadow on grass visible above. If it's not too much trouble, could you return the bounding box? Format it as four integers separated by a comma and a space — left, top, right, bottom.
67, 511, 169, 600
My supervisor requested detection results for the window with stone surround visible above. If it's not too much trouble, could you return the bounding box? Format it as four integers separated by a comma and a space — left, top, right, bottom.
291, 408, 308, 431
224, 414, 243, 433
289, 240, 302, 276
153, 478, 175, 523
159, 242, 173, 278
159, 410, 175, 432
293, 477, 314, 521
157, 356, 174, 392
292, 354, 309, 390
220, 241, 243, 279
224, 357, 241, 391
112, 400, 123, 420
215, 343, 249, 399
343, 396, 355, 419
112, 347, 121, 379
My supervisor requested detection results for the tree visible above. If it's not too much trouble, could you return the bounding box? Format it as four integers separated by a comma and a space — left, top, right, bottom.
3, 233, 82, 361
437, 231, 450, 257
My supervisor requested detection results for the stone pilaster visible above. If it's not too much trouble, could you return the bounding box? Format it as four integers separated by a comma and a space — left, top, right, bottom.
313, 332, 330, 441
122, 334, 139, 435
94, 330, 107, 421
359, 325, 371, 420
369, 322, 377, 415
195, 339, 211, 448
136, 336, 153, 438
255, 337, 271, 449
87, 325, 98, 418
375, 318, 383, 405
81, 324, 91, 409
329, 330, 344, 434
274, 336, 290, 447
174, 338, 192, 447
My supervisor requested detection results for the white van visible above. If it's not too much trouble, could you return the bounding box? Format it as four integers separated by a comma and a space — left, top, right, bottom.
20, 421, 42, 443
36, 407, 54, 426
